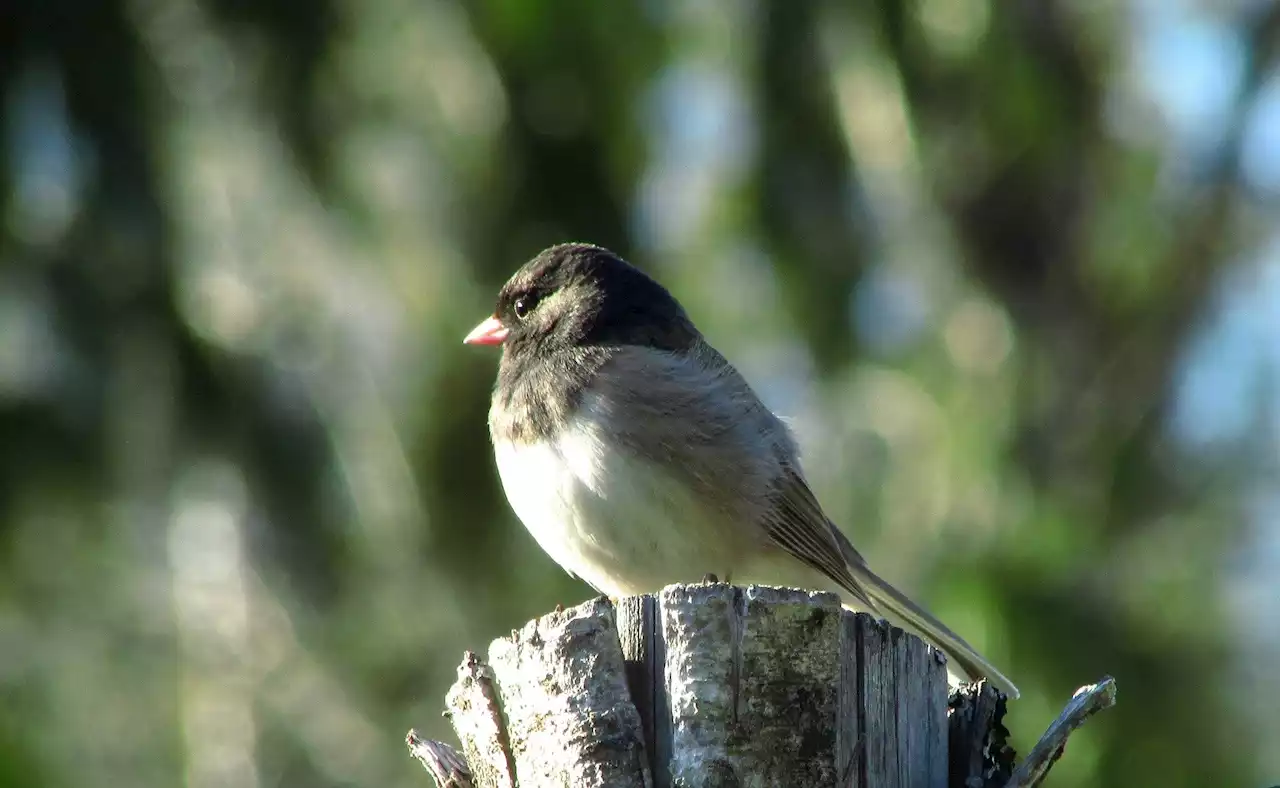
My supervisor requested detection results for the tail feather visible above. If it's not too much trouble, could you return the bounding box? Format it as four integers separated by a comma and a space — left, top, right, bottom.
848, 562, 1019, 698
831, 529, 1020, 698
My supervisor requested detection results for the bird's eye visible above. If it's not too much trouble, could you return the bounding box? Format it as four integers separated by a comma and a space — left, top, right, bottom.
513, 295, 535, 319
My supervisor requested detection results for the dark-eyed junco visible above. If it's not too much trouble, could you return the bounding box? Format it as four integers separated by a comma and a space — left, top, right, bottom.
465, 242, 1018, 698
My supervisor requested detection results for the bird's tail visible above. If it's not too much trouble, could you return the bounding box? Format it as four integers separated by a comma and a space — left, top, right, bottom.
846, 561, 1019, 698
830, 528, 1019, 698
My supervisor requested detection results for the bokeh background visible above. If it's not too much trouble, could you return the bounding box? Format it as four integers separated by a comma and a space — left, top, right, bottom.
2, 0, 1278, 786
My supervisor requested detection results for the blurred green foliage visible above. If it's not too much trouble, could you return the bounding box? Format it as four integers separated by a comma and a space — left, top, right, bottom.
1, 1, 1277, 786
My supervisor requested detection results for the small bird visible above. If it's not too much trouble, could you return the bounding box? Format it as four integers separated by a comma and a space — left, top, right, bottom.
465, 242, 1018, 698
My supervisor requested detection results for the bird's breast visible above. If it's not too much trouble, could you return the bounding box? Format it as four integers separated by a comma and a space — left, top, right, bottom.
491, 407, 742, 596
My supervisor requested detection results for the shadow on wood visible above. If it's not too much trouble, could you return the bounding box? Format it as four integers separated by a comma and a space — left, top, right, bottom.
407, 584, 1115, 788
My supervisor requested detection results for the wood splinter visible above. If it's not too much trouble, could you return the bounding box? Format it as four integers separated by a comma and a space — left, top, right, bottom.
1002, 676, 1118, 788
406, 731, 472, 788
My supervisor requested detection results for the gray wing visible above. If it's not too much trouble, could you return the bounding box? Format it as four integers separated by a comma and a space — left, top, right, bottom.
593, 343, 879, 610
764, 466, 880, 611
592, 345, 1020, 696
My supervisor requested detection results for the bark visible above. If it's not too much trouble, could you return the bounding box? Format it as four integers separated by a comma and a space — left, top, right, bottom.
408, 585, 1114, 788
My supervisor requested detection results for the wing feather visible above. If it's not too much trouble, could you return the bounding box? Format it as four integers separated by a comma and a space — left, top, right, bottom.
584, 343, 1019, 696
764, 467, 880, 612
595, 343, 877, 607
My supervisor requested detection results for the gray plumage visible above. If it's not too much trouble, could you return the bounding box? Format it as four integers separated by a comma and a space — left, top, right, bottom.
471, 242, 1019, 698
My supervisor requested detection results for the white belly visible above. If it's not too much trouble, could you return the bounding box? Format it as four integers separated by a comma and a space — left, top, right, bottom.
492, 413, 742, 596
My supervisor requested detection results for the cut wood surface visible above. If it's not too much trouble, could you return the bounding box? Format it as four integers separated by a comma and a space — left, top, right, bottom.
407, 584, 1115, 788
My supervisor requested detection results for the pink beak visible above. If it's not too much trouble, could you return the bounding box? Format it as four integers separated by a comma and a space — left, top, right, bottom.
463, 315, 510, 346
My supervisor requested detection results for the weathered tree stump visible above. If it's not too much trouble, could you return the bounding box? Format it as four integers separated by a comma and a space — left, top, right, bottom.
407, 584, 1115, 788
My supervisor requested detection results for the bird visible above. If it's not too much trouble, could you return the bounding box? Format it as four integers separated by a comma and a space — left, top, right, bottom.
464, 242, 1018, 698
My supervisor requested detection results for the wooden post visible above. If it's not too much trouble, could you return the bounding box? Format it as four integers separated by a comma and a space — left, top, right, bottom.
407, 584, 1115, 788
